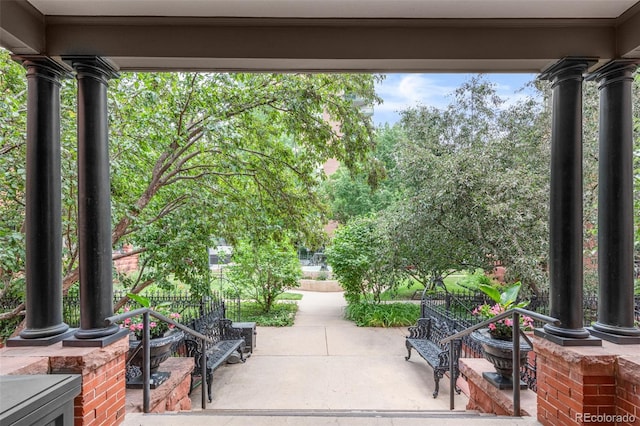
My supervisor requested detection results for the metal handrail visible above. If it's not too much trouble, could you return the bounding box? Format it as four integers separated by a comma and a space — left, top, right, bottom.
105, 308, 214, 412
440, 308, 560, 416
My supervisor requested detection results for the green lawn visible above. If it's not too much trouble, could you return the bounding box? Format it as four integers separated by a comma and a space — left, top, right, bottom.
238, 301, 299, 326
380, 273, 470, 301
276, 292, 303, 301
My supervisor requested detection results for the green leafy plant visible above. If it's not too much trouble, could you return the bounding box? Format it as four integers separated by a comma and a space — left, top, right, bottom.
344, 302, 419, 327
472, 281, 533, 340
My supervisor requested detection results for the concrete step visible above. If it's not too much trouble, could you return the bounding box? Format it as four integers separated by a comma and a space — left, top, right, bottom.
123, 409, 542, 425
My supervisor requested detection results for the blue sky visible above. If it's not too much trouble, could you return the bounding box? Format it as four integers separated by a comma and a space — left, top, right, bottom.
373, 73, 539, 126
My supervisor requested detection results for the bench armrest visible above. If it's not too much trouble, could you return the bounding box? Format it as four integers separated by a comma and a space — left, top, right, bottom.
407, 318, 432, 339
437, 338, 462, 366
219, 318, 244, 341
184, 338, 205, 370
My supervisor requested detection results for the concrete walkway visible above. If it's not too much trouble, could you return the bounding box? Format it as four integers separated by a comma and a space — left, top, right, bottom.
123, 290, 541, 425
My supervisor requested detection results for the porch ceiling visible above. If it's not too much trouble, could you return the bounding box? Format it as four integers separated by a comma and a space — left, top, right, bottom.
1, 0, 640, 72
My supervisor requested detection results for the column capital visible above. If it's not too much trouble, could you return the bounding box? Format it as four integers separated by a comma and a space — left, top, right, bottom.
538, 57, 598, 85
586, 59, 639, 86
62, 56, 120, 84
11, 55, 73, 83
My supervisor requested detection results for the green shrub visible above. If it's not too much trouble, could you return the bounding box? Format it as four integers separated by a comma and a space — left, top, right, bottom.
344, 302, 420, 327
326, 217, 398, 304
227, 238, 301, 313
457, 270, 496, 290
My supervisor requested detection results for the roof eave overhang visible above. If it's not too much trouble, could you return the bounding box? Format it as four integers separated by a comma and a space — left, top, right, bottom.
2, 1, 640, 72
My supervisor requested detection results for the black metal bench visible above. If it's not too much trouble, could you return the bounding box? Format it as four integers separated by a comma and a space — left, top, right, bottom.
405, 316, 462, 398
184, 316, 245, 402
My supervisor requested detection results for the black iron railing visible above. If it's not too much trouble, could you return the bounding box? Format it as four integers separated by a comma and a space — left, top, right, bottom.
105, 308, 213, 413
420, 289, 640, 394
440, 308, 560, 416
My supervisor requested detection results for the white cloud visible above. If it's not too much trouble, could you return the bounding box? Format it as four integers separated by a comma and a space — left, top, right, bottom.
375, 74, 455, 113
373, 73, 538, 125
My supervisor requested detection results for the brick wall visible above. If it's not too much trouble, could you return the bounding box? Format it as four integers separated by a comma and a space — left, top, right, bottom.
113, 244, 139, 274
49, 337, 129, 426
535, 337, 640, 426
0, 337, 129, 426
617, 356, 640, 425
73, 354, 126, 425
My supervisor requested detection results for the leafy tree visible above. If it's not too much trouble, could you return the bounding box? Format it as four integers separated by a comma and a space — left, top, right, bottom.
322, 124, 403, 223
0, 51, 27, 306
0, 47, 382, 334
226, 237, 301, 313
387, 76, 550, 294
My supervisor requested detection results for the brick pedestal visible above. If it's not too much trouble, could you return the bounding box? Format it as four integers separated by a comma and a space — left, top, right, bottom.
534, 337, 640, 426
0, 335, 129, 426
459, 358, 535, 416
125, 357, 194, 413
617, 356, 640, 422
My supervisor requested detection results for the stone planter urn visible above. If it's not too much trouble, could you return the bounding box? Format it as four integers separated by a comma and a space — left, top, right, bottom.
470, 328, 531, 389
127, 331, 184, 388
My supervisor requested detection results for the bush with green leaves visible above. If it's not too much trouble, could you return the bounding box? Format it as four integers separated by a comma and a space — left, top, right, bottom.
227, 238, 301, 314
345, 302, 419, 327
457, 270, 497, 291
325, 216, 398, 304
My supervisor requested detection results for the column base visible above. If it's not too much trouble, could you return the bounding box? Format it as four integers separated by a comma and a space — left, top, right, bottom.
63, 328, 129, 347
534, 328, 602, 346
6, 329, 76, 347
19, 322, 71, 339
73, 323, 120, 340
587, 327, 640, 344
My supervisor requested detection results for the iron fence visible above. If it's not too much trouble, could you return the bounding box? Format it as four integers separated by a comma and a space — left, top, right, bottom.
61, 289, 240, 328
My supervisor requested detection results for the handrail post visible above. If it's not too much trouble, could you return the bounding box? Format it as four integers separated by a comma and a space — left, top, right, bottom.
201, 336, 207, 409
143, 311, 150, 413
449, 342, 455, 410
512, 311, 520, 417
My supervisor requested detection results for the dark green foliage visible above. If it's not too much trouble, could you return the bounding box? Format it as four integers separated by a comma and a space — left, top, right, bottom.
385, 76, 551, 294
322, 124, 403, 224
344, 302, 420, 327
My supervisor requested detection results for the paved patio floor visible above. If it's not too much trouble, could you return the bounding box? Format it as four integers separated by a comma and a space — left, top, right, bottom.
124, 290, 541, 425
